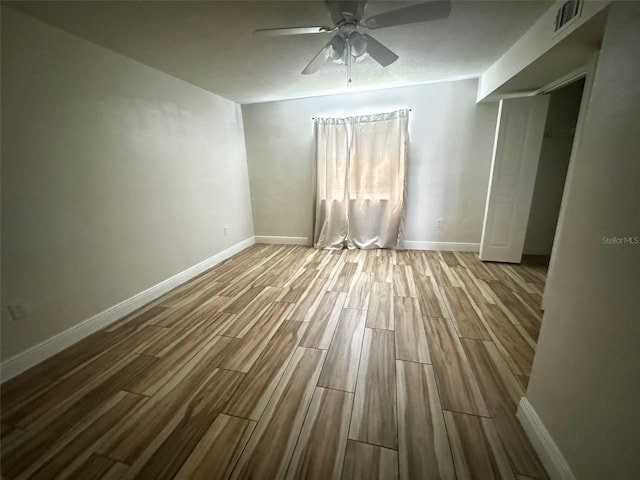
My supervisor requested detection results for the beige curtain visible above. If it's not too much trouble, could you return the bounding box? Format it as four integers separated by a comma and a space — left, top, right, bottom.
314, 110, 408, 250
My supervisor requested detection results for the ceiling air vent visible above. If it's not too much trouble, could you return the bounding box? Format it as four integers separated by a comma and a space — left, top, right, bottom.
554, 0, 583, 34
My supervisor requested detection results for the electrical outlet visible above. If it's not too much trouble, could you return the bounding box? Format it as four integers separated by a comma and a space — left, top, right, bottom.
463, 218, 470, 228
436, 218, 443, 228
223, 226, 229, 235
7, 304, 27, 321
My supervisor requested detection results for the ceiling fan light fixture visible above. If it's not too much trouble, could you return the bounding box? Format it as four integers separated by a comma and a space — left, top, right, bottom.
348, 31, 368, 58
327, 35, 346, 60
258, 0, 452, 75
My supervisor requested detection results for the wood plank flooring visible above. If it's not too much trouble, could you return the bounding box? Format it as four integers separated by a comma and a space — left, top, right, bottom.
1, 245, 549, 479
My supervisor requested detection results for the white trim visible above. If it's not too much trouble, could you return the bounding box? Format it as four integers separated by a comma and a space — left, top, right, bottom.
536, 67, 587, 95
517, 397, 576, 480
254, 237, 478, 251
255, 235, 311, 246
404, 241, 480, 252
0, 237, 255, 383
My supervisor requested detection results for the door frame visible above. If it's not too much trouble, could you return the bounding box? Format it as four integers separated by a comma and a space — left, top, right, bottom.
542, 53, 599, 310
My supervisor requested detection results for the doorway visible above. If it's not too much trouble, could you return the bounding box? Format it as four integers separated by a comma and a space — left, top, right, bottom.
522, 78, 585, 259
479, 76, 587, 264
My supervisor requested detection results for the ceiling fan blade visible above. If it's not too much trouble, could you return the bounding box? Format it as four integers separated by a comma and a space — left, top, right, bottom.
363, 0, 451, 29
302, 44, 330, 74
362, 34, 398, 67
254, 26, 334, 37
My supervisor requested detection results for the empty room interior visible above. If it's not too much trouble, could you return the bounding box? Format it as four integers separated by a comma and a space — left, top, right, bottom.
1, 1, 638, 479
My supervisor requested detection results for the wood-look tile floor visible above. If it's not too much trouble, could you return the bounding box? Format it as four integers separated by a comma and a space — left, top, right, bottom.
1, 245, 550, 480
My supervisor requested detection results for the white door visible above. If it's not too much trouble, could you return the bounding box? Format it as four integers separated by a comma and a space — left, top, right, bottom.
480, 96, 550, 263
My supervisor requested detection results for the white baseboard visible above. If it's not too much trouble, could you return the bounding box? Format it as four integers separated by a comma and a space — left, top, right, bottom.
0, 237, 255, 383
253, 237, 478, 251
255, 235, 311, 246
517, 397, 576, 480
404, 241, 480, 252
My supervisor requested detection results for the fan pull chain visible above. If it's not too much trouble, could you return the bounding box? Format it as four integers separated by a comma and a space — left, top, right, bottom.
346, 38, 352, 85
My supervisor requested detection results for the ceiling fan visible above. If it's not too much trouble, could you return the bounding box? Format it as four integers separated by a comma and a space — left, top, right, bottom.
255, 0, 452, 75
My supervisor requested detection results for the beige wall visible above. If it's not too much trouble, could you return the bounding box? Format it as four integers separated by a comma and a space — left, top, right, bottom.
242, 79, 498, 245
527, 2, 640, 478
1, 7, 254, 360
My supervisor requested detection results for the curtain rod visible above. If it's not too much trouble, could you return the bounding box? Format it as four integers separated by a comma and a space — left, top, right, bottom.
312, 108, 412, 120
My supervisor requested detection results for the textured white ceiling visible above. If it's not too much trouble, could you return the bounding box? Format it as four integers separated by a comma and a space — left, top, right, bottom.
8, 1, 552, 104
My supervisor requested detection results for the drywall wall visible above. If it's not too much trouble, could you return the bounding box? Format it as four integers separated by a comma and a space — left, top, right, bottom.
1, 7, 254, 361
526, 2, 640, 479
242, 79, 498, 246
478, 0, 609, 101
523, 79, 584, 255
